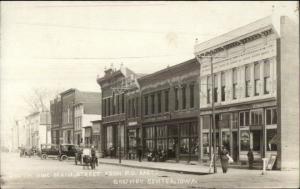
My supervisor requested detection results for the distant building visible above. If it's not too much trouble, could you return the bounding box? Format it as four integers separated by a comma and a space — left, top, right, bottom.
50, 96, 62, 145
11, 119, 26, 151
51, 88, 101, 145
25, 111, 51, 149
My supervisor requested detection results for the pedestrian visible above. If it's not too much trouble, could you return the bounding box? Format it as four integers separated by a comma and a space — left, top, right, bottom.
247, 148, 254, 169
219, 145, 229, 173
137, 140, 142, 162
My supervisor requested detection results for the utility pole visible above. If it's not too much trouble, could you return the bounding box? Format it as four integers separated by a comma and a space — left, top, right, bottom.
196, 54, 226, 174
210, 56, 217, 173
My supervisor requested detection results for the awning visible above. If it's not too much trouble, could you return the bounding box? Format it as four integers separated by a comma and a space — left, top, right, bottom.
269, 134, 280, 145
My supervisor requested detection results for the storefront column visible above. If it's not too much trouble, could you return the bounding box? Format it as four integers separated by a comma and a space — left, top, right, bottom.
237, 119, 240, 162
229, 113, 233, 157
176, 124, 180, 163
198, 115, 203, 162
262, 109, 266, 158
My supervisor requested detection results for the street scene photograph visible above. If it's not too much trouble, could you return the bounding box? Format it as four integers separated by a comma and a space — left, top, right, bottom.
0, 1, 299, 189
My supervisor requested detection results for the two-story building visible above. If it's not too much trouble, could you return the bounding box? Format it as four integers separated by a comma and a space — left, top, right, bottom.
56, 88, 101, 145
50, 96, 62, 145
97, 66, 141, 158
73, 95, 101, 147
138, 59, 200, 162
194, 16, 299, 170
25, 111, 51, 150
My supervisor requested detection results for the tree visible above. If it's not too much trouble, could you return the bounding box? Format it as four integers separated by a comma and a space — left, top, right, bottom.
23, 87, 64, 114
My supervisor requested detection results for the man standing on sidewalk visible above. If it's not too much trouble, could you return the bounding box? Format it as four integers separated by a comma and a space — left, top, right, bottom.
247, 148, 254, 169
137, 144, 142, 162
219, 145, 229, 173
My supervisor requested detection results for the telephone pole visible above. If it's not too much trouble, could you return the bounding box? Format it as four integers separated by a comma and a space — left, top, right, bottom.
196, 54, 226, 174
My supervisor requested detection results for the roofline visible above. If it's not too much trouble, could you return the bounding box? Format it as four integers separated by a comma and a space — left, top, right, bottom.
138, 58, 197, 82
60, 88, 77, 96
194, 16, 275, 54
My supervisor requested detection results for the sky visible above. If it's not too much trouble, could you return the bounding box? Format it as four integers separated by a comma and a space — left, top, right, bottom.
0, 1, 298, 148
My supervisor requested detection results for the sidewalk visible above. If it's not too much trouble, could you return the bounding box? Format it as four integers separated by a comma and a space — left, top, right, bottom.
98, 158, 262, 175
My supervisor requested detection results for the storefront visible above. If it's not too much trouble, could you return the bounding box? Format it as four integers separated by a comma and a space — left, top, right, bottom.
200, 101, 278, 163
142, 119, 198, 162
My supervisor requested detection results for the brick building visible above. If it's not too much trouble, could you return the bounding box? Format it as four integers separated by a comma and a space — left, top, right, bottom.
194, 16, 299, 170
51, 89, 101, 145
138, 59, 200, 162
97, 66, 142, 157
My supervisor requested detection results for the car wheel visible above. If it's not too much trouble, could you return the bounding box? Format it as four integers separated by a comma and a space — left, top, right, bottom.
41, 154, 47, 159
61, 155, 68, 161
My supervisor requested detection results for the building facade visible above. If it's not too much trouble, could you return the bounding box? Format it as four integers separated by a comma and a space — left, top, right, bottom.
194, 16, 299, 170
50, 96, 62, 145
97, 66, 141, 158
52, 88, 101, 145
138, 59, 200, 162
25, 111, 51, 150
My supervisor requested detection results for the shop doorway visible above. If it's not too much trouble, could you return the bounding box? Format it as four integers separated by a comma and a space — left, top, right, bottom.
232, 131, 238, 161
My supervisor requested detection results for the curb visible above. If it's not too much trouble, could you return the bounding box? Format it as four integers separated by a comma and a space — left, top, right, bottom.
98, 161, 211, 175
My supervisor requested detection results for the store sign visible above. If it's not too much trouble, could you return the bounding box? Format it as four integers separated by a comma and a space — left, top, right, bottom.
128, 121, 138, 126
201, 40, 276, 76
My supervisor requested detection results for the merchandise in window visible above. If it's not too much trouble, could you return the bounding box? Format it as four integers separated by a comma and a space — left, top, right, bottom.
266, 129, 277, 151
240, 130, 250, 151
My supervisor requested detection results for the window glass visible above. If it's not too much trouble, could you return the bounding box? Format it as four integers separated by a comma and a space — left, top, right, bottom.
203, 133, 209, 155
180, 138, 189, 154
240, 130, 250, 151
190, 84, 194, 108
165, 90, 169, 112
175, 87, 179, 110
182, 85, 186, 109
266, 129, 277, 151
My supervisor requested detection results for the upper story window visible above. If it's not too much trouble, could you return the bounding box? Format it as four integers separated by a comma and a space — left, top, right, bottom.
207, 76, 211, 104
117, 95, 120, 114
135, 97, 139, 116
128, 99, 131, 118
221, 72, 226, 102
182, 85, 186, 109
151, 94, 155, 114
264, 59, 270, 94
157, 92, 162, 113
214, 74, 218, 103
144, 96, 148, 115
239, 111, 250, 127
174, 87, 179, 110
121, 93, 125, 113
164, 90, 169, 112
103, 99, 106, 117
266, 108, 277, 125
189, 84, 194, 108
254, 62, 260, 96
112, 93, 116, 115
108, 97, 111, 116
232, 68, 238, 99
132, 98, 136, 117
245, 65, 251, 97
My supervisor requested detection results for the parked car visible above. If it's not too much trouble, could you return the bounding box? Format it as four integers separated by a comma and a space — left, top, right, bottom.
59, 144, 78, 161
40, 144, 60, 159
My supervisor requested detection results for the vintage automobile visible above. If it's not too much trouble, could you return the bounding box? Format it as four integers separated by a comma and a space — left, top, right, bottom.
40, 144, 60, 160
59, 144, 78, 161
